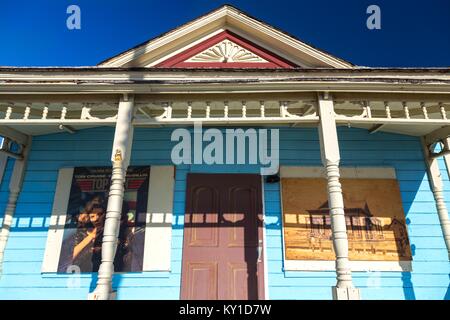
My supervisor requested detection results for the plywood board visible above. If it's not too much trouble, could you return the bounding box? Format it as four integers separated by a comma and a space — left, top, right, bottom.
281, 178, 412, 261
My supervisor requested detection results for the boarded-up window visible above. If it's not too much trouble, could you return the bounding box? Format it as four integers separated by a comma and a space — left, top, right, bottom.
281, 178, 412, 261
42, 165, 174, 273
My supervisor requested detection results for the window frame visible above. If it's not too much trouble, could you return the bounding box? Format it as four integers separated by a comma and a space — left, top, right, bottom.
41, 165, 175, 274
279, 166, 413, 272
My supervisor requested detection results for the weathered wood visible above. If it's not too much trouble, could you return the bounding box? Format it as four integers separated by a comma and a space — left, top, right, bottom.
0, 126, 28, 145
423, 126, 450, 145
282, 178, 412, 262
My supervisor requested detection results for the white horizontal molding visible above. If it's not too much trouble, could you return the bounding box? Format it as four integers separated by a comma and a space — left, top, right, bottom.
280, 166, 396, 179
335, 117, 450, 126
284, 260, 412, 272
1, 82, 450, 96
0, 119, 117, 126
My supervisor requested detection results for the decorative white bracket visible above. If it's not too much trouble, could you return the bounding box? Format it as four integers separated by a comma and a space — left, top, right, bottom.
81, 106, 118, 121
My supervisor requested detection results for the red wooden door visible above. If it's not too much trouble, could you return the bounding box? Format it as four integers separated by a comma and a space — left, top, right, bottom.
181, 173, 265, 300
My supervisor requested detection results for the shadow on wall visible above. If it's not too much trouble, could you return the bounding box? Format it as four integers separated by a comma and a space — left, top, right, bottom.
401, 222, 417, 300
445, 274, 450, 300
401, 272, 416, 300
401, 242, 417, 300
88, 273, 125, 297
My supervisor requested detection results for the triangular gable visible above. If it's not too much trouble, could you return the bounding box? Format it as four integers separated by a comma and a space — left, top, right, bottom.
156, 30, 296, 68
99, 5, 353, 69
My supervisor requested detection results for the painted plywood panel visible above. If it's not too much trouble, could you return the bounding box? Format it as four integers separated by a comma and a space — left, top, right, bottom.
282, 178, 413, 261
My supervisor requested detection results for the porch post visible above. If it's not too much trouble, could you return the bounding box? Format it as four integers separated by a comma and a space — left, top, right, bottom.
0, 136, 32, 276
89, 95, 135, 300
317, 93, 360, 300
442, 138, 450, 181
421, 138, 450, 259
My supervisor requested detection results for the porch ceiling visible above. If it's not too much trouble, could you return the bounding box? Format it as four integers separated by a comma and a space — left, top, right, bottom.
339, 123, 444, 137
2, 123, 447, 138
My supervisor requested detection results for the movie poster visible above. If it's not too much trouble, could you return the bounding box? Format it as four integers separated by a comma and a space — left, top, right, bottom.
281, 178, 412, 261
57, 166, 150, 273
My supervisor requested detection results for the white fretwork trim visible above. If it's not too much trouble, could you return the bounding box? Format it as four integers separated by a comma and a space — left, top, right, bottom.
81, 107, 117, 121
1, 100, 450, 128
186, 39, 267, 63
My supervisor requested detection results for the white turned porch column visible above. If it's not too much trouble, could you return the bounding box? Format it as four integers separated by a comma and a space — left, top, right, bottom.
442, 138, 450, 183
422, 139, 450, 259
0, 136, 32, 276
317, 93, 360, 300
89, 95, 135, 300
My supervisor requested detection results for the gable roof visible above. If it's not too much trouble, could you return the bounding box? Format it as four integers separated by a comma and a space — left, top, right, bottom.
155, 30, 298, 68
98, 4, 354, 69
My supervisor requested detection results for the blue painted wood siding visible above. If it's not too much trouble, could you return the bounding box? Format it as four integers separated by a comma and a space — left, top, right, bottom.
0, 126, 448, 300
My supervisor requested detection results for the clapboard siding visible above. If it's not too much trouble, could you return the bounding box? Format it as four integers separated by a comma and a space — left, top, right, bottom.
0, 127, 181, 300
267, 127, 449, 300
0, 126, 449, 300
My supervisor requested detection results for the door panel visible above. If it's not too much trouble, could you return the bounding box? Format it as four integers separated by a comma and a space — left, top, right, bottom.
181, 173, 264, 300
188, 186, 219, 247
227, 262, 249, 300
185, 262, 218, 300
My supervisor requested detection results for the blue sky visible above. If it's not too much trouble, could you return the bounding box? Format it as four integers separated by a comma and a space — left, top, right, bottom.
0, 0, 449, 67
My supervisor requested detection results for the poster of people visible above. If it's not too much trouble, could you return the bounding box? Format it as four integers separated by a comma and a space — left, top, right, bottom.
282, 178, 412, 261
57, 166, 150, 273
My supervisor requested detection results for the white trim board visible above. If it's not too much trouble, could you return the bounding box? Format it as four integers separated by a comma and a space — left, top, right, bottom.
280, 166, 396, 179
100, 6, 352, 68
146, 28, 225, 67
261, 176, 269, 300
41, 167, 73, 273
143, 165, 175, 272
284, 260, 412, 272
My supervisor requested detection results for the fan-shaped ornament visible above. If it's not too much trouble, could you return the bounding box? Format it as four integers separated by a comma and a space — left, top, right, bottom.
186, 39, 268, 63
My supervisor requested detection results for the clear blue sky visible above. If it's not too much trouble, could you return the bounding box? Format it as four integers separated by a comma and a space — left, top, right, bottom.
1, 0, 449, 67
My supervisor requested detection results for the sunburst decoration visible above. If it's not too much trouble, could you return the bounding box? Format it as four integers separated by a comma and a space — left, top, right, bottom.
186, 39, 268, 63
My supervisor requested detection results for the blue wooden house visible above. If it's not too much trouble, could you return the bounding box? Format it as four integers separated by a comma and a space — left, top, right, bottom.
0, 5, 449, 300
